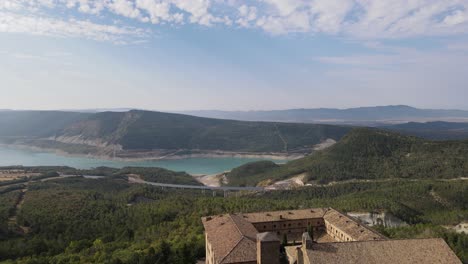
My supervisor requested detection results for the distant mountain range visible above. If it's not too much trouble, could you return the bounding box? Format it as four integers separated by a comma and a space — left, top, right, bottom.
178, 105, 468, 125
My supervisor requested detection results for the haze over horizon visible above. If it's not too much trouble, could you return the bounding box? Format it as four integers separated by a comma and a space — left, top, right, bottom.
1, 0, 468, 110
4, 104, 468, 113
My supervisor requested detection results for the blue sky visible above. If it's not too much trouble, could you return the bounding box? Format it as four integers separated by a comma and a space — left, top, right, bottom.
1, 0, 468, 111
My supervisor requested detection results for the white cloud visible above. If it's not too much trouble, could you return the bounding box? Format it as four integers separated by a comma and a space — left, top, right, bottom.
0, 1, 23, 10
444, 9, 467, 26
237, 5, 257, 27
0, 11, 147, 43
309, 0, 354, 33
108, 0, 141, 19
1, 0, 468, 41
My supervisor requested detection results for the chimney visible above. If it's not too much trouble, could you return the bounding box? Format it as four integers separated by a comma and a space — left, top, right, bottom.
296, 246, 304, 264
302, 232, 313, 250
257, 232, 280, 264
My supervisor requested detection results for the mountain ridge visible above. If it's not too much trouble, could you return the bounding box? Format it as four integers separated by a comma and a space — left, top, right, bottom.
178, 105, 468, 124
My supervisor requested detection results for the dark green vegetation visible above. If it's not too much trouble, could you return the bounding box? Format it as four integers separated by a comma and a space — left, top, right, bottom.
381, 121, 468, 140
228, 128, 468, 186
0, 110, 351, 154
62, 110, 351, 152
0, 166, 200, 186
0, 177, 466, 263
226, 161, 279, 186
81, 167, 201, 185
0, 190, 21, 235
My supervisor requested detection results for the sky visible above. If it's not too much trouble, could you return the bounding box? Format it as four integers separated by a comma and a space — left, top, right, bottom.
1, 0, 468, 111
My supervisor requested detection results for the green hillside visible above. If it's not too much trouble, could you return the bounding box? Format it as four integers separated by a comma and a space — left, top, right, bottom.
228, 128, 468, 186
381, 121, 468, 140
0, 110, 351, 155
58, 110, 351, 153
225, 161, 279, 186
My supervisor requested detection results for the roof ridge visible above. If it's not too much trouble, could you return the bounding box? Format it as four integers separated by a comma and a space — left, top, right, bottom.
228, 214, 246, 238
218, 235, 244, 264
313, 237, 446, 245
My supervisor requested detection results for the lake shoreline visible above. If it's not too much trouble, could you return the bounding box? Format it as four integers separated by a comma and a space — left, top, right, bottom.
0, 144, 294, 175
0, 143, 302, 162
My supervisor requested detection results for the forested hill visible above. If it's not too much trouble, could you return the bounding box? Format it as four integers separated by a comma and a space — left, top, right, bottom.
381, 121, 468, 140
0, 110, 351, 154
227, 128, 468, 186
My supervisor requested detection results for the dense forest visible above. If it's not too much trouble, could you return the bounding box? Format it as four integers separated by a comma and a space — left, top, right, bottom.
225, 161, 279, 186
0, 166, 200, 185
381, 121, 468, 140
227, 128, 468, 186
0, 175, 466, 263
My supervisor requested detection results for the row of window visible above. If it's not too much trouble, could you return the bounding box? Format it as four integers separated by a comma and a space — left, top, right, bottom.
261, 220, 323, 230
328, 224, 352, 242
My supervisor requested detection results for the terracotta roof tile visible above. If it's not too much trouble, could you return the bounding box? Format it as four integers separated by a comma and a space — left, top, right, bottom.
306, 238, 462, 264
237, 208, 327, 223
202, 214, 258, 264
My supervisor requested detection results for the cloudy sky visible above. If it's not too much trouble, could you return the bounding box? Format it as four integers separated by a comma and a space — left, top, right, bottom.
1, 0, 468, 111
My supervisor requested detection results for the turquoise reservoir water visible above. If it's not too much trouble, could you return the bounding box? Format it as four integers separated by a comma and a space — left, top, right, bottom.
0, 146, 289, 175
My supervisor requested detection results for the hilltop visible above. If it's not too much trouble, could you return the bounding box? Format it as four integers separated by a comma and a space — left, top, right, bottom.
0, 110, 351, 159
225, 128, 468, 186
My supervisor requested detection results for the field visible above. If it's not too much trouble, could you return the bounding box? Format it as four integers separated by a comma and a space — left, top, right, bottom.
0, 170, 40, 182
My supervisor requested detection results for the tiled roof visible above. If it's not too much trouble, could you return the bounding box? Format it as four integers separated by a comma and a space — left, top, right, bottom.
202, 214, 258, 264
323, 208, 385, 241
202, 209, 459, 264
305, 238, 462, 264
236, 208, 327, 223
